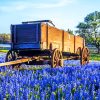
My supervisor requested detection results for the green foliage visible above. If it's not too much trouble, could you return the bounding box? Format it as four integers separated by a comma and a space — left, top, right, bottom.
0, 33, 11, 43
67, 29, 74, 35
84, 11, 100, 23
71, 87, 76, 95
90, 53, 100, 61
76, 11, 100, 53
0, 50, 8, 53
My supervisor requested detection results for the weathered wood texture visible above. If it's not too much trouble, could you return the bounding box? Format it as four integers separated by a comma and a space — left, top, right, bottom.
0, 58, 32, 67
75, 36, 84, 53
41, 24, 84, 53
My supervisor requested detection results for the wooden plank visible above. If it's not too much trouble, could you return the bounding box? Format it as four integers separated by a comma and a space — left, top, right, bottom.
62, 30, 64, 52
41, 24, 47, 49
0, 58, 32, 67
48, 25, 63, 51
46, 24, 48, 49
75, 36, 84, 53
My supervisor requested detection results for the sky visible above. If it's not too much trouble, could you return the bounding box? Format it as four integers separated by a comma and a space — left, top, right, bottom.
0, 0, 100, 33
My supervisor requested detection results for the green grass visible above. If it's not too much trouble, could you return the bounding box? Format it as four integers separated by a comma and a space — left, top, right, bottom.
90, 53, 100, 61
0, 50, 8, 53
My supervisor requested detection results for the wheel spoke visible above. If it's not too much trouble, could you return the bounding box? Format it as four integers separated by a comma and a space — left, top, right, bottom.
55, 51, 58, 59
51, 49, 63, 68
54, 53, 57, 60
81, 47, 90, 65
58, 51, 60, 58
5, 50, 20, 68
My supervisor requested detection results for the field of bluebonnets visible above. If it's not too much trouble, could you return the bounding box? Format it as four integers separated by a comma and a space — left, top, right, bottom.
0, 53, 100, 100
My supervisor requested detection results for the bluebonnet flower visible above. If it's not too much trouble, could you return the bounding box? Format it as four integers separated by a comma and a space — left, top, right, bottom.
0, 54, 100, 99
50, 92, 55, 100
40, 91, 45, 100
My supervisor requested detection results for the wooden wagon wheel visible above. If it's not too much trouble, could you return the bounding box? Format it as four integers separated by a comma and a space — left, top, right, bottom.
76, 47, 81, 59
5, 50, 20, 68
76, 47, 81, 56
85, 47, 89, 63
80, 47, 89, 65
51, 49, 63, 68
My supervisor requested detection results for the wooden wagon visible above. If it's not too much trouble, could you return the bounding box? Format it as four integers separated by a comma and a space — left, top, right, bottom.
4, 20, 89, 68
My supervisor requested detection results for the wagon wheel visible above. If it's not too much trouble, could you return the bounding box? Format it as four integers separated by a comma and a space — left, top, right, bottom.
76, 47, 81, 59
76, 47, 81, 56
51, 49, 63, 68
80, 47, 89, 65
85, 47, 89, 63
5, 50, 20, 68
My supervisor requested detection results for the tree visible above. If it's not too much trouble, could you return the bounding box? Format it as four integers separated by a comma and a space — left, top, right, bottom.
76, 11, 100, 53
67, 29, 74, 35
0, 33, 11, 43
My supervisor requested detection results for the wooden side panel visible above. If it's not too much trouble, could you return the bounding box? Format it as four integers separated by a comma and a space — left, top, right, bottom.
63, 31, 74, 53
75, 36, 84, 53
48, 25, 63, 51
41, 24, 63, 51
41, 23, 84, 53
41, 24, 47, 49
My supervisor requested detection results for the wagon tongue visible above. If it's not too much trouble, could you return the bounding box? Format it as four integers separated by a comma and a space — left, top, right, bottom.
0, 58, 32, 67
